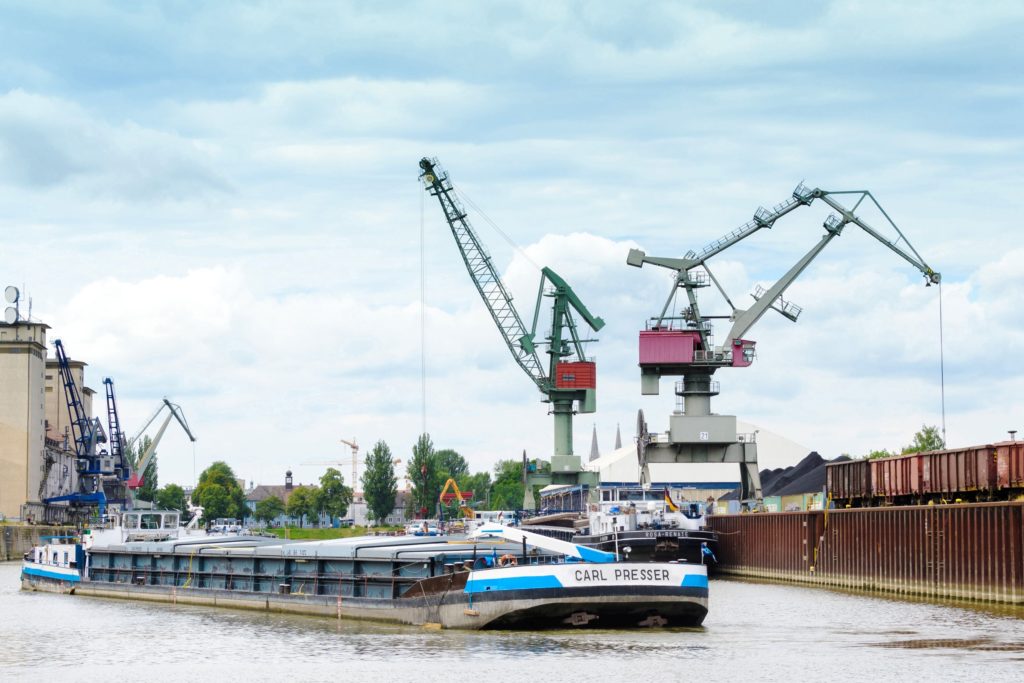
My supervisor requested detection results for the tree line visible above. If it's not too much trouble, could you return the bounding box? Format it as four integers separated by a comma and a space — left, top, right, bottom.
138, 432, 531, 527
861, 425, 945, 460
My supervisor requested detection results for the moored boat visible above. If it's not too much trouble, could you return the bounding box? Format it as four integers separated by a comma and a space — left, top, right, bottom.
20, 535, 83, 594
524, 498, 719, 565
21, 512, 707, 629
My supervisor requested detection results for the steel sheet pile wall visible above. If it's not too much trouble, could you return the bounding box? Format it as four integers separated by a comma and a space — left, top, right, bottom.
708, 502, 1024, 604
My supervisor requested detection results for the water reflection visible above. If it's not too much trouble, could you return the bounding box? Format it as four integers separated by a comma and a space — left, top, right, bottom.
3, 564, 1023, 681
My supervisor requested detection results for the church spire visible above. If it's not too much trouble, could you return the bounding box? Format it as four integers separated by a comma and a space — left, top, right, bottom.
589, 423, 600, 462
614, 423, 622, 450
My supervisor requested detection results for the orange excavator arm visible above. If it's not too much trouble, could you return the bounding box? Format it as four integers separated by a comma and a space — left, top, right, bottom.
439, 478, 474, 519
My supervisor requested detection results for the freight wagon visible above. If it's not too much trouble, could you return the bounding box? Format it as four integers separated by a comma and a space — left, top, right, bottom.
826, 440, 1024, 507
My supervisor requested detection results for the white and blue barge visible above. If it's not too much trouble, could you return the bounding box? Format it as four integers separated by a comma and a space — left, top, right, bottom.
22, 512, 708, 629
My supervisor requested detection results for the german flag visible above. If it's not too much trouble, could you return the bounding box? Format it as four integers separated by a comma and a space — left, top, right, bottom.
664, 488, 679, 512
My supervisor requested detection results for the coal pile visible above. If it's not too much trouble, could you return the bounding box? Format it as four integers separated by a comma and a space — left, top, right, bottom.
720, 452, 848, 501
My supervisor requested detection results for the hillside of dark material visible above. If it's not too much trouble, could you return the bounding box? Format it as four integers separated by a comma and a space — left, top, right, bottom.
720, 452, 849, 501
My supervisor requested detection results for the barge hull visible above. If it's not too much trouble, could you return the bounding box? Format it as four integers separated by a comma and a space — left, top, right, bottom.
72, 581, 707, 629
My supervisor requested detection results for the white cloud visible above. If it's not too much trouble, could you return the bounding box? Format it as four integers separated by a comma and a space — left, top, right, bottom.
0, 1, 1021, 491
0, 89, 228, 199
175, 78, 501, 142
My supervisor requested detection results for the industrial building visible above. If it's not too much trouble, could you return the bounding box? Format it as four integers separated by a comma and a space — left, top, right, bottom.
0, 319, 94, 522
539, 420, 812, 513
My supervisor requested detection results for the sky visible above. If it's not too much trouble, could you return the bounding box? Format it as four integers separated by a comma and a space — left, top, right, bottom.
1, 1, 1022, 489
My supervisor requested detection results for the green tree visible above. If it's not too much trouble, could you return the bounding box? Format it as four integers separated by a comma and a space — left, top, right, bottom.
903, 425, 945, 454
154, 483, 188, 515
435, 449, 469, 482
316, 468, 353, 520
459, 471, 492, 507
254, 496, 285, 524
362, 440, 398, 525
489, 459, 525, 511
126, 436, 157, 502
197, 484, 232, 522
406, 434, 442, 518
286, 486, 319, 525
193, 461, 247, 520
864, 449, 894, 460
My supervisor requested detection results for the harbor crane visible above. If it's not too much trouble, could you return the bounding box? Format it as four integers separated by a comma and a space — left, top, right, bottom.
100, 377, 131, 507
419, 157, 606, 509
628, 184, 940, 509
43, 339, 115, 518
41, 339, 196, 517
125, 397, 196, 505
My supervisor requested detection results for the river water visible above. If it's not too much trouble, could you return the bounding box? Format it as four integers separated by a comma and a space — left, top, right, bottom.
2, 562, 1022, 681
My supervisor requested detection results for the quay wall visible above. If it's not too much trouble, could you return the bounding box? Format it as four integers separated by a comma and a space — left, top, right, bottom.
0, 525, 74, 562
707, 501, 1024, 604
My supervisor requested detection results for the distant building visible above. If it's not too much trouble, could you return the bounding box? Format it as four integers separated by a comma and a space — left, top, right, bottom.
0, 321, 92, 522
245, 470, 319, 526
349, 488, 410, 527
543, 443, 738, 512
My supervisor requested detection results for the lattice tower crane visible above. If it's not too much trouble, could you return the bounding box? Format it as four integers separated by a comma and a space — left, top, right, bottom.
44, 340, 114, 518
419, 158, 606, 509
627, 184, 940, 509
100, 377, 131, 507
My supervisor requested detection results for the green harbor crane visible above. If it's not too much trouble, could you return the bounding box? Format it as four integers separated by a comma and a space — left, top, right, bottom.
419, 157, 605, 509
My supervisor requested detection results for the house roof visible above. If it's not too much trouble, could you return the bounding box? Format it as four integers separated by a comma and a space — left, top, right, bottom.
246, 484, 313, 504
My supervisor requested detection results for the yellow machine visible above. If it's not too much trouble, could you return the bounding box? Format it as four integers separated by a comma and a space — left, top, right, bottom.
439, 478, 475, 519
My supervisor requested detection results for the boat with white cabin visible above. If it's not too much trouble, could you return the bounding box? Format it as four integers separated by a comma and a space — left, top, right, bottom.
22, 510, 708, 629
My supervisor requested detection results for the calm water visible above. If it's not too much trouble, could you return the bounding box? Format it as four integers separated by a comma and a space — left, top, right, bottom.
2, 562, 1022, 681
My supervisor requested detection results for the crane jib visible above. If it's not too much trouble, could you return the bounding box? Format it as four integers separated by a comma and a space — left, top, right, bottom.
419, 157, 605, 491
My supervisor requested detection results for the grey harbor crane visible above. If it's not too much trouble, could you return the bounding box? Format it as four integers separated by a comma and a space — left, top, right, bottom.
628, 184, 940, 510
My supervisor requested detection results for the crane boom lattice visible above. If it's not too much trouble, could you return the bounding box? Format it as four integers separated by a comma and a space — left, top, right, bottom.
419, 157, 606, 510
419, 158, 547, 390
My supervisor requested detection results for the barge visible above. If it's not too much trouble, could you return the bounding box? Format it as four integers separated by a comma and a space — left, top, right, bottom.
524, 497, 718, 565
22, 511, 708, 629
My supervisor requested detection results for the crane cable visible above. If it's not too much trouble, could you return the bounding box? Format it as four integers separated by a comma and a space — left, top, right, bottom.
938, 280, 947, 447
420, 185, 428, 436
457, 187, 542, 273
